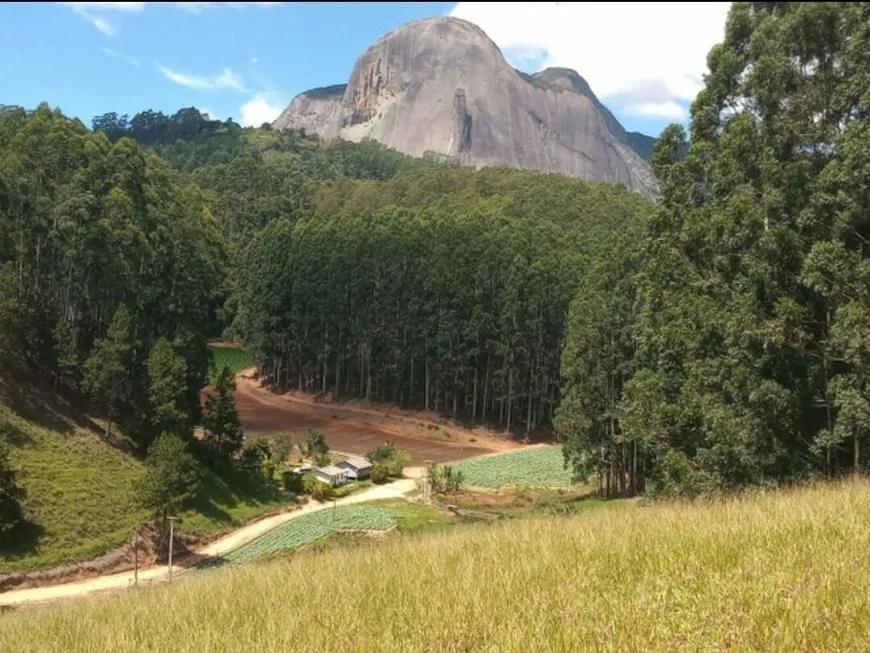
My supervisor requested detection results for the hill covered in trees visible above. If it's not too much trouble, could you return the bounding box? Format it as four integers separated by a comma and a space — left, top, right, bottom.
557, 2, 870, 496
3, 4, 870, 552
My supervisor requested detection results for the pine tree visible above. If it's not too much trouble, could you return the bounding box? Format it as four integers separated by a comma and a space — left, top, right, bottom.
147, 337, 188, 440
202, 364, 243, 460
137, 432, 199, 531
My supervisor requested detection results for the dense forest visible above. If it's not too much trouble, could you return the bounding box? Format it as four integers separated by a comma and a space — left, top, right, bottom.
2, 2, 869, 502
557, 2, 870, 496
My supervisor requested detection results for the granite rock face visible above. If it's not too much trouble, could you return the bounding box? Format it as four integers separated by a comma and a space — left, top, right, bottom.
273, 17, 658, 197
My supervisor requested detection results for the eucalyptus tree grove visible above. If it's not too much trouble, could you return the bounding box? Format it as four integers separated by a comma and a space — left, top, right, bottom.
558, 2, 870, 496
0, 104, 224, 447
236, 169, 651, 433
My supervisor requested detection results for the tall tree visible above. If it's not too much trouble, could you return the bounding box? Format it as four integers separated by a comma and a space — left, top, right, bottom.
82, 305, 132, 438
202, 364, 243, 460
147, 337, 188, 439
137, 432, 199, 531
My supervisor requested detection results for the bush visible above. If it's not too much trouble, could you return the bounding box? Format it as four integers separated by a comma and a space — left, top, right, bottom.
332, 485, 352, 499
310, 481, 335, 502
371, 462, 391, 484
367, 441, 410, 478
427, 463, 464, 495
263, 459, 276, 482
301, 475, 318, 495
282, 470, 304, 493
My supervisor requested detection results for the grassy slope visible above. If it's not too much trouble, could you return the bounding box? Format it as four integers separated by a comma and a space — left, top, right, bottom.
0, 370, 287, 575
4, 482, 870, 651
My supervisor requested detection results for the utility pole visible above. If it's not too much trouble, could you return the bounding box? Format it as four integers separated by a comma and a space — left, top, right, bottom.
167, 516, 178, 584
423, 460, 432, 504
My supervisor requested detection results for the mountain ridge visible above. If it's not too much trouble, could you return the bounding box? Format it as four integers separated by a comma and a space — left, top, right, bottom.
273, 16, 658, 197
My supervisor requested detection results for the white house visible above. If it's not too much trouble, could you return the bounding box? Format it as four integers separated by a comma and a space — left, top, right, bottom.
306, 465, 348, 487
337, 456, 374, 480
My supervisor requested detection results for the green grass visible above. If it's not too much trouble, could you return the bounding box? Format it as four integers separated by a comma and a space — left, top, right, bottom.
0, 385, 288, 575
452, 446, 575, 488
207, 345, 253, 383
0, 403, 147, 574
5, 482, 870, 651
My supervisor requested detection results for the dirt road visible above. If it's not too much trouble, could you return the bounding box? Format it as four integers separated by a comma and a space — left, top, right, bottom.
0, 478, 417, 608
232, 369, 514, 463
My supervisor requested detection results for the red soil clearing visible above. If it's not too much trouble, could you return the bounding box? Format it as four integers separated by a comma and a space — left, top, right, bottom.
204, 369, 520, 464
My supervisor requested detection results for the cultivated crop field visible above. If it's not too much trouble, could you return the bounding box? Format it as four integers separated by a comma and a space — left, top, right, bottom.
208, 344, 254, 382
452, 446, 575, 488
217, 506, 397, 566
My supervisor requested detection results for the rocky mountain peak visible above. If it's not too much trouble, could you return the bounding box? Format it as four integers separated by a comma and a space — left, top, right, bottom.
273, 16, 658, 197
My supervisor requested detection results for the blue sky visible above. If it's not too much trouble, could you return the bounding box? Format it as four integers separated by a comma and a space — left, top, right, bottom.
0, 2, 729, 137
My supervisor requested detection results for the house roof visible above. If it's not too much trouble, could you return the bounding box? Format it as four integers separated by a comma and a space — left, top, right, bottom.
340, 456, 373, 470
317, 465, 346, 476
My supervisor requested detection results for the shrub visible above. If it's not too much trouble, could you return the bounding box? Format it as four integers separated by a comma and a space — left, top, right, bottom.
282, 470, 304, 493
427, 463, 464, 495
315, 452, 332, 467
263, 459, 276, 482
367, 441, 410, 478
304, 429, 329, 456
310, 481, 335, 502
371, 462, 391, 484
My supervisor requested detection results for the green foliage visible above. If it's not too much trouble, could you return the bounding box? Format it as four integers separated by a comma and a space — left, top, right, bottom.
427, 463, 464, 495
270, 433, 292, 464
147, 338, 188, 438
82, 305, 132, 438
0, 435, 25, 532
309, 481, 334, 502
137, 432, 199, 528
281, 470, 304, 493
304, 428, 329, 456
0, 105, 223, 450
52, 319, 78, 387
216, 506, 398, 566
556, 2, 870, 495
452, 447, 575, 488
366, 441, 410, 478
371, 462, 391, 485
238, 168, 651, 433
202, 365, 243, 460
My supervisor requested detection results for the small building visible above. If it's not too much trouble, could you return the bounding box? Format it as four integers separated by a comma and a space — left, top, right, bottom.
306, 465, 348, 487
337, 456, 374, 480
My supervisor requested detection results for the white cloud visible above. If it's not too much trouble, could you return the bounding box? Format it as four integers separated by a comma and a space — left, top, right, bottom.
100, 46, 141, 68
198, 107, 220, 120
61, 2, 144, 36
173, 1, 282, 12
174, 2, 215, 13
625, 100, 688, 121
449, 2, 731, 122
239, 93, 284, 127
157, 64, 248, 93
63, 2, 144, 10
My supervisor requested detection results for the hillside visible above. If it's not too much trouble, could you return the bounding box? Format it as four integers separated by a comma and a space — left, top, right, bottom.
0, 366, 289, 577
3, 481, 868, 650
272, 16, 658, 197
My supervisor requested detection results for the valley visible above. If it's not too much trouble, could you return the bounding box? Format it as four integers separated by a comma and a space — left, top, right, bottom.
2, 2, 870, 650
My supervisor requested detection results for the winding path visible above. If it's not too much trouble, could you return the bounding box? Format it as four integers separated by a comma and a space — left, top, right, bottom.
0, 477, 417, 608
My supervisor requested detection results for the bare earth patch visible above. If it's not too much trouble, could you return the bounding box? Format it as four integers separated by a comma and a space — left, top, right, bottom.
225, 368, 521, 463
